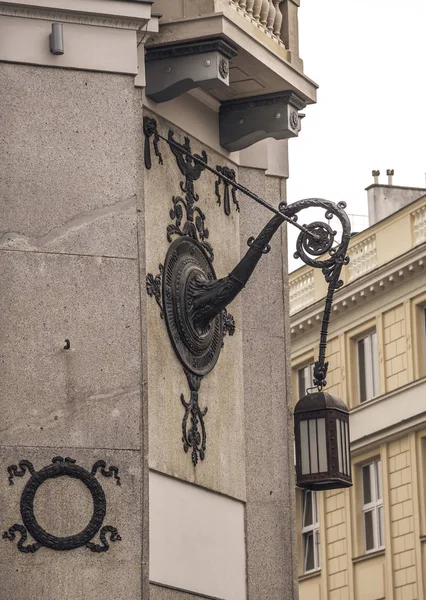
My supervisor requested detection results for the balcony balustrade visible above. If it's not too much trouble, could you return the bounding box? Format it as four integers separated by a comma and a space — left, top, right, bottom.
289, 196, 426, 317
289, 270, 315, 316
148, 0, 316, 106
413, 204, 426, 245
348, 235, 377, 282
230, 0, 285, 45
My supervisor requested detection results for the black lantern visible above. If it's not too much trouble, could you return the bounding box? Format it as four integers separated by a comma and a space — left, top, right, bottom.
294, 391, 352, 491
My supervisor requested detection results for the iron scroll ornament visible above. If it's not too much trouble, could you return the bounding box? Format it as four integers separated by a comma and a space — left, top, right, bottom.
144, 116, 351, 465
3, 457, 121, 553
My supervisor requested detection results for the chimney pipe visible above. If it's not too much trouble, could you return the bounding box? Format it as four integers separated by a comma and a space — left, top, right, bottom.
372, 170, 380, 185
387, 169, 394, 185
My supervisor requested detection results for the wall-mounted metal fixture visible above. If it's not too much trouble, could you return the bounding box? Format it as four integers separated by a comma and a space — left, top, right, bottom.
50, 23, 64, 56
144, 117, 353, 489
145, 38, 237, 103
219, 91, 306, 152
3, 457, 121, 553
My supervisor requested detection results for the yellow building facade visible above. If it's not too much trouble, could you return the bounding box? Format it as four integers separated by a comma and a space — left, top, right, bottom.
290, 191, 426, 600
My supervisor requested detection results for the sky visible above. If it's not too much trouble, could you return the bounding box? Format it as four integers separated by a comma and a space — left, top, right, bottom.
286, 0, 426, 270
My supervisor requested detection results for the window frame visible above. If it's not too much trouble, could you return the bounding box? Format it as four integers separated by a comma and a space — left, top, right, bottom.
346, 319, 381, 409
301, 490, 321, 574
357, 330, 379, 403
292, 352, 317, 408
297, 361, 315, 398
362, 459, 384, 554
412, 293, 426, 380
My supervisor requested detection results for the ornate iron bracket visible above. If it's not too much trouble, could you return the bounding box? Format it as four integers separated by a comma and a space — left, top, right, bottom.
144, 116, 351, 465
3, 457, 121, 553
215, 165, 239, 216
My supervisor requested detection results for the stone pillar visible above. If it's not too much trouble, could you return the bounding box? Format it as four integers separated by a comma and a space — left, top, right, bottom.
0, 61, 147, 598
0, 2, 154, 596
281, 0, 303, 69
238, 170, 297, 600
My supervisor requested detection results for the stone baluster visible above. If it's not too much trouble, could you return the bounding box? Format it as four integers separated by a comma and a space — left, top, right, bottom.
267, 0, 276, 32
246, 0, 255, 15
413, 205, 426, 245
273, 0, 284, 38
239, 0, 247, 10
260, 0, 270, 26
252, 0, 263, 23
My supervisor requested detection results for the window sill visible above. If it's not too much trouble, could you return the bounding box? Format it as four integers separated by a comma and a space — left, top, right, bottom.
352, 549, 385, 564
298, 569, 321, 582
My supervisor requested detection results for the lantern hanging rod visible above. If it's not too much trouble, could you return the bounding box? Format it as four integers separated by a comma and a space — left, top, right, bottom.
143, 120, 321, 242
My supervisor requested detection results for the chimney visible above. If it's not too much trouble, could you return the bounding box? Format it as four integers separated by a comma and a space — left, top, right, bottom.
366, 171, 426, 226
372, 169, 380, 185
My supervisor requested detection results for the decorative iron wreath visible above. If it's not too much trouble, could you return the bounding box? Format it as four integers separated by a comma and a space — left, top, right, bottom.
3, 456, 122, 553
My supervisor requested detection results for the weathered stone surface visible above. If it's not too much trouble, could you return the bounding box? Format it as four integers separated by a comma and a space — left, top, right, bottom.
0, 64, 140, 259
239, 172, 297, 600
0, 251, 141, 450
150, 584, 212, 600
237, 168, 286, 339
2, 565, 141, 600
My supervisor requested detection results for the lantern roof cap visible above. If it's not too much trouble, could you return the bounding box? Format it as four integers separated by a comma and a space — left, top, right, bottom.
294, 390, 349, 415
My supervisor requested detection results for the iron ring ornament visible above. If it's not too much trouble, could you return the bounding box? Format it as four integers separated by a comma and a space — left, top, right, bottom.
163, 236, 223, 378
143, 116, 351, 465
3, 457, 122, 553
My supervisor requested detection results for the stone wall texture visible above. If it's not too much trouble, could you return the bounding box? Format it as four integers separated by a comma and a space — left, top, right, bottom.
1, 63, 295, 599
0, 63, 146, 600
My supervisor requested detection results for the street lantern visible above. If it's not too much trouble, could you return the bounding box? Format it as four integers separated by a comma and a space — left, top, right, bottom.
294, 390, 352, 491
144, 117, 353, 470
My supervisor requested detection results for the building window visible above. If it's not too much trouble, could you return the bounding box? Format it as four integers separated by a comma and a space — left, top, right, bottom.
302, 490, 320, 573
298, 362, 315, 397
357, 331, 379, 402
362, 459, 384, 553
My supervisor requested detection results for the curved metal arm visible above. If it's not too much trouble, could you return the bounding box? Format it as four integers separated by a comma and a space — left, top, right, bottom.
189, 214, 285, 331
144, 117, 352, 390
189, 198, 351, 388
281, 198, 351, 388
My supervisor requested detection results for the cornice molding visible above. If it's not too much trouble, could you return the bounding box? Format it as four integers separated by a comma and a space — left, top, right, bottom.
290, 242, 426, 337
220, 90, 306, 113
146, 38, 238, 62
0, 4, 151, 30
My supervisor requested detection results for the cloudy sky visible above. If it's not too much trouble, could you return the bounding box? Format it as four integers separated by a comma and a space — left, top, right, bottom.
286, 0, 426, 269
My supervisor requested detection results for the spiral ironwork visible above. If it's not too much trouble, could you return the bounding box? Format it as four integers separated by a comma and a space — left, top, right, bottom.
280, 199, 351, 388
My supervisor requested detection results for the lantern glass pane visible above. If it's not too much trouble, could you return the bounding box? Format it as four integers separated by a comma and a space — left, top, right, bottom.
336, 419, 343, 473
344, 420, 350, 476
309, 420, 319, 474
300, 420, 310, 475
317, 418, 327, 472
341, 419, 347, 475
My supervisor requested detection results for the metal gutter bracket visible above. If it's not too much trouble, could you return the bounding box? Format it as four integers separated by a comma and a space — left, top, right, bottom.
145, 38, 238, 103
